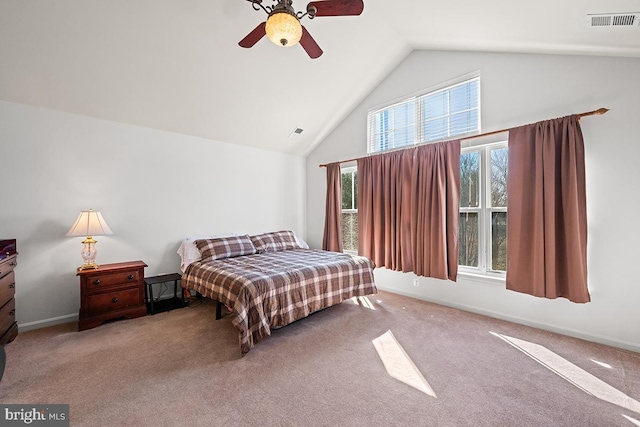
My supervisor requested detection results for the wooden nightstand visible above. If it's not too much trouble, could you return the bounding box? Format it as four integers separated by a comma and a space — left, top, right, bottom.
77, 261, 147, 331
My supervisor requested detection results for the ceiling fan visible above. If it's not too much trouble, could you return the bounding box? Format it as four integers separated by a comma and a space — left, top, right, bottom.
239, 0, 364, 59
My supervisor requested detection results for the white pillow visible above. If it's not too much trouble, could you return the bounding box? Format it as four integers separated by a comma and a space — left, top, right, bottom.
177, 234, 238, 272
294, 233, 310, 249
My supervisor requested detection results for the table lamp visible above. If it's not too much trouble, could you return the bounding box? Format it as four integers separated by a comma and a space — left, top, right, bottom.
66, 209, 114, 270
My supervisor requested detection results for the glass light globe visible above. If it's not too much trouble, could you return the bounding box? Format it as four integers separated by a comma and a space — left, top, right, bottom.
265, 11, 302, 47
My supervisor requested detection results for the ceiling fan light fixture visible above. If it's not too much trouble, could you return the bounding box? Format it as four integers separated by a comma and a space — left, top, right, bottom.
265, 10, 302, 47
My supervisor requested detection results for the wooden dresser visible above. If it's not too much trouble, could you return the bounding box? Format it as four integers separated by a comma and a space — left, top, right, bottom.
0, 254, 18, 345
77, 260, 147, 331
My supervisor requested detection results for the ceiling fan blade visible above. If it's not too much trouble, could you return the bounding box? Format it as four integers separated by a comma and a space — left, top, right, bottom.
300, 26, 323, 59
238, 22, 266, 48
307, 0, 364, 17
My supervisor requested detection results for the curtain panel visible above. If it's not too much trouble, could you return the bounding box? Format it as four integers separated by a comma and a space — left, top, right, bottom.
506, 115, 590, 303
410, 142, 461, 281
357, 140, 460, 280
357, 150, 413, 272
322, 162, 344, 252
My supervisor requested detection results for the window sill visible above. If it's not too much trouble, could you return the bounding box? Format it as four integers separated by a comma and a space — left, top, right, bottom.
458, 270, 505, 286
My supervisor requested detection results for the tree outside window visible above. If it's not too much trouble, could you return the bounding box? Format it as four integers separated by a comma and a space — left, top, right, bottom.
341, 167, 358, 252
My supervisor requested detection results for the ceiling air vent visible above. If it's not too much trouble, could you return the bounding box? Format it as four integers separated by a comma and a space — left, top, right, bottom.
288, 127, 304, 139
587, 13, 640, 27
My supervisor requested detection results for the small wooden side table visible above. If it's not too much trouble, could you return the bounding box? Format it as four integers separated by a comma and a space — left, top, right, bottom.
144, 273, 187, 315
77, 261, 147, 331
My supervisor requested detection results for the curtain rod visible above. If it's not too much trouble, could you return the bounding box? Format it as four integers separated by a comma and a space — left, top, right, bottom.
318, 107, 609, 168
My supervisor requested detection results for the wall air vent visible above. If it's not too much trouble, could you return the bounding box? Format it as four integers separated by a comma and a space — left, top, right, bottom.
587, 13, 640, 27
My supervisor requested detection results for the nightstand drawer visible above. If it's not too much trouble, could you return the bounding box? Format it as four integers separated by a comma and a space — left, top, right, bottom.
0, 298, 15, 336
0, 270, 15, 308
86, 287, 141, 315
83, 270, 141, 293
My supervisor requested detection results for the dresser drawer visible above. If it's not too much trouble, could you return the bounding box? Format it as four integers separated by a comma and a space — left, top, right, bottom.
0, 298, 16, 336
83, 270, 141, 293
0, 270, 15, 308
0, 256, 17, 278
85, 287, 141, 315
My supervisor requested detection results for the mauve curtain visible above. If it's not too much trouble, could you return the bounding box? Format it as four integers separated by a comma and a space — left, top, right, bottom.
358, 150, 413, 272
358, 140, 460, 279
410, 141, 461, 281
506, 115, 590, 303
322, 162, 343, 252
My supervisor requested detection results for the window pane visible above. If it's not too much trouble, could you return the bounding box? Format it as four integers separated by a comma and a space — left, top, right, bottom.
374, 111, 390, 152
460, 151, 479, 207
353, 171, 358, 208
394, 102, 413, 128
391, 102, 415, 148
449, 84, 475, 113
375, 110, 389, 133
342, 212, 358, 252
341, 172, 353, 210
423, 117, 448, 142
375, 133, 389, 152
459, 212, 478, 267
393, 126, 414, 149
450, 109, 479, 135
422, 91, 447, 119
490, 147, 508, 207
491, 212, 507, 271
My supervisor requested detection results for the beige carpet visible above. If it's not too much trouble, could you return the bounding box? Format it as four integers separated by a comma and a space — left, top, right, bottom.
1, 291, 639, 426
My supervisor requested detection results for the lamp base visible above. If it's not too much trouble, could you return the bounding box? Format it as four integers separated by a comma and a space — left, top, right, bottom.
77, 262, 99, 271
78, 238, 99, 271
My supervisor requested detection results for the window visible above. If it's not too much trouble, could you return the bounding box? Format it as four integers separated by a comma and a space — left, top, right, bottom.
367, 75, 480, 154
341, 167, 358, 252
339, 143, 507, 274
459, 142, 508, 277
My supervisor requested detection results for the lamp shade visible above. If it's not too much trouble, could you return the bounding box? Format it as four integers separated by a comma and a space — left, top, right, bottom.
66, 209, 114, 237
266, 11, 302, 47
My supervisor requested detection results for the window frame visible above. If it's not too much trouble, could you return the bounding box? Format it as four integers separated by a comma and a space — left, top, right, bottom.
367, 73, 481, 154
459, 141, 508, 279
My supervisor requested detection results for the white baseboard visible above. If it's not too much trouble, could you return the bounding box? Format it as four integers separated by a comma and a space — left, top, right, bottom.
379, 285, 640, 354
18, 313, 79, 332
17, 294, 180, 332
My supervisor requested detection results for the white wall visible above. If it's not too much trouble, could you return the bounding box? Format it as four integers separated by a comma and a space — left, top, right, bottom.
0, 100, 306, 329
306, 50, 640, 352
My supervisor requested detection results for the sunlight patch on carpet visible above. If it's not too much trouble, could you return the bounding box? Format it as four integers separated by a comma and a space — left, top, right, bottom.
623, 414, 640, 426
351, 296, 376, 310
372, 330, 436, 397
491, 332, 640, 414
592, 359, 613, 369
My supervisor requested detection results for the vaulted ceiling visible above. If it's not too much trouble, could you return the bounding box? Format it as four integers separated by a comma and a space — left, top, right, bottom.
1, 0, 639, 155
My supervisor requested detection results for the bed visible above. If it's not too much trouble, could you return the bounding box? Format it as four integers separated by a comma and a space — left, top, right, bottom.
179, 231, 377, 355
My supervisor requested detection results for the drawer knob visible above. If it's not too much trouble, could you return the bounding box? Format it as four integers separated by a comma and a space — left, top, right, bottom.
9, 283, 15, 289
112, 297, 119, 303
93, 279, 101, 285
10, 261, 16, 267
9, 309, 15, 316
128, 275, 135, 280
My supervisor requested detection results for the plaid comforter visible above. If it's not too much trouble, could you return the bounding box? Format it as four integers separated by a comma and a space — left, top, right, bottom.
182, 249, 377, 355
